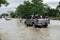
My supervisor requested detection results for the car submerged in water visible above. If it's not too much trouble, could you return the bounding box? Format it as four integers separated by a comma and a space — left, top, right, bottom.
25, 15, 50, 28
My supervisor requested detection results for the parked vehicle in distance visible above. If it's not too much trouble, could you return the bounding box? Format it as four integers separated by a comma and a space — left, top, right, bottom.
25, 15, 50, 28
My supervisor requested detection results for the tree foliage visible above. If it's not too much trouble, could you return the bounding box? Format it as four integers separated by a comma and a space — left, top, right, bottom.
32, 0, 45, 14
56, 2, 60, 10
44, 2, 60, 17
16, 0, 45, 17
1, 13, 8, 18
15, 0, 60, 17
0, 0, 9, 7
10, 12, 16, 18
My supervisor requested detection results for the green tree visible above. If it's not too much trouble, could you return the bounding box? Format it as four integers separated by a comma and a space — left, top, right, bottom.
10, 12, 16, 18
56, 2, 60, 10
16, 0, 45, 17
16, 1, 33, 17
46, 7, 58, 17
44, 4, 59, 17
32, 0, 45, 14
56, 2, 60, 17
0, 0, 9, 7
1, 13, 8, 18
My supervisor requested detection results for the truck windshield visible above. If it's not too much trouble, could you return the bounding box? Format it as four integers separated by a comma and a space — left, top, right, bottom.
34, 16, 41, 19
27, 16, 32, 19
27, 15, 48, 19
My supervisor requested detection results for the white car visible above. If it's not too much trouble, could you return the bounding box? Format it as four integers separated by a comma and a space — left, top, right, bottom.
33, 16, 50, 28
25, 15, 50, 28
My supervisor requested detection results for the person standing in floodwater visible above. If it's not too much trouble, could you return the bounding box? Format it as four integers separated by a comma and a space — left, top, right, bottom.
19, 16, 23, 22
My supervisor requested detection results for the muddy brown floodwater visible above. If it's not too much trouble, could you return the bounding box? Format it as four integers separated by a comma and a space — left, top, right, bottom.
0, 18, 60, 40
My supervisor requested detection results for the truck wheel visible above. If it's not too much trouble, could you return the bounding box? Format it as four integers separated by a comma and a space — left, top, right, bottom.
31, 24, 33, 26
43, 24, 48, 28
44, 23, 48, 28
34, 25, 38, 28
27, 24, 28, 26
31, 22, 34, 26
26, 24, 33, 26
40, 25, 43, 28
24, 21, 26, 24
24, 21, 28, 26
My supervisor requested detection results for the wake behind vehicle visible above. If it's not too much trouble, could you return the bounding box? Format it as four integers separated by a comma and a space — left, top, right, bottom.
25, 15, 50, 28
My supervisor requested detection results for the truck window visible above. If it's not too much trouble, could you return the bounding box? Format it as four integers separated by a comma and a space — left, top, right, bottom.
27, 16, 32, 19
34, 16, 41, 19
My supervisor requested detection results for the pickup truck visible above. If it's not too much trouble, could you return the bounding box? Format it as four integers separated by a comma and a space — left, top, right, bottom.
25, 15, 50, 28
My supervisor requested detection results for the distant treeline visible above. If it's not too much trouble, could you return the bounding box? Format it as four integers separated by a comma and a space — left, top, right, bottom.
1, 0, 60, 18
15, 0, 60, 17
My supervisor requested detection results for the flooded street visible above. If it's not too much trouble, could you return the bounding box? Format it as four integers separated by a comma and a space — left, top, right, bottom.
0, 18, 60, 40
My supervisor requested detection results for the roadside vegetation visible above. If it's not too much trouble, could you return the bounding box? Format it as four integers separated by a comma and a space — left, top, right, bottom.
16, 0, 45, 17
0, 0, 60, 19
10, 12, 16, 18
0, 0, 9, 18
15, 0, 60, 19
0, 0, 9, 7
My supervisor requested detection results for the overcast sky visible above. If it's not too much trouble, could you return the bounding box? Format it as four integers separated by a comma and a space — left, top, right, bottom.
0, 0, 60, 14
